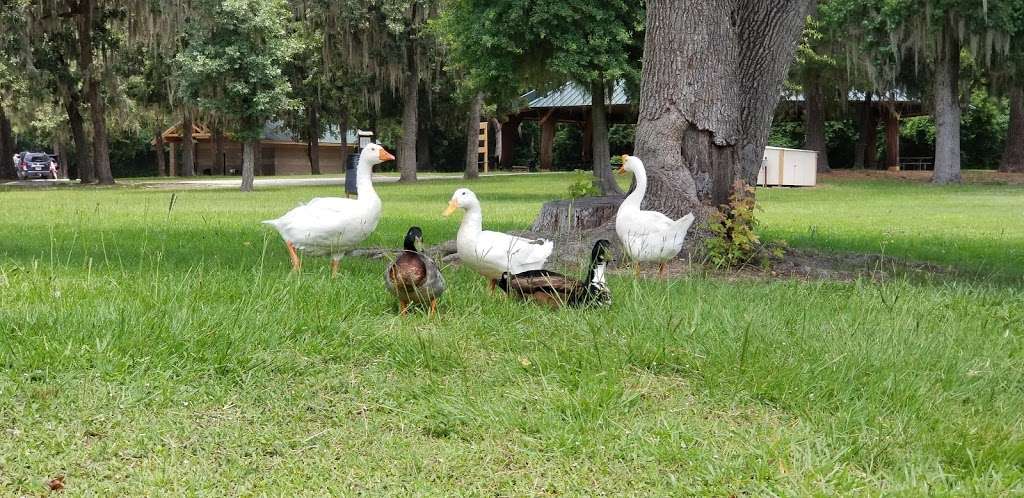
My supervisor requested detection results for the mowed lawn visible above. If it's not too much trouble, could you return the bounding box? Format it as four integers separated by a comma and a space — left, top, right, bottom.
1, 173, 1022, 495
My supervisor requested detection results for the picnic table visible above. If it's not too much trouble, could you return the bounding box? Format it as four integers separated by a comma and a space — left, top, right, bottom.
900, 156, 934, 170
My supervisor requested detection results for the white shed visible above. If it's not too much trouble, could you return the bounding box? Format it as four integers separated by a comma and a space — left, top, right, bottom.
757, 146, 817, 187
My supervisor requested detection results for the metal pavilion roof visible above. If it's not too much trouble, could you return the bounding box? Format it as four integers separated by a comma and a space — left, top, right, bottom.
520, 82, 917, 110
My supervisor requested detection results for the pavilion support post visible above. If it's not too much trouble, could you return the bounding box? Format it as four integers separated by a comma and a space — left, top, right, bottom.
540, 111, 555, 171
169, 142, 177, 176
499, 116, 519, 169
581, 113, 593, 163
885, 108, 900, 171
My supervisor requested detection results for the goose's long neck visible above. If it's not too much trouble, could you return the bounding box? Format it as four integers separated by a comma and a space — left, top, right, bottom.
458, 205, 483, 240
355, 157, 379, 204
622, 163, 647, 210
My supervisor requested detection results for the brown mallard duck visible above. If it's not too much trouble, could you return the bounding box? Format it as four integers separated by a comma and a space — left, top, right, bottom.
385, 227, 446, 315
497, 240, 613, 308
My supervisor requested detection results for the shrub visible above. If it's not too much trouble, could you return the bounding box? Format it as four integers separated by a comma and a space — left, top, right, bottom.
704, 180, 785, 269
566, 169, 600, 199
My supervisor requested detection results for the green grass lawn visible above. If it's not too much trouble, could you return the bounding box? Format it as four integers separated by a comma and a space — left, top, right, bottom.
1, 174, 1022, 494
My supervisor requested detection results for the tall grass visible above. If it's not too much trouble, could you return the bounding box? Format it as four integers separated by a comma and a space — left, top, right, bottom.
1, 175, 1022, 494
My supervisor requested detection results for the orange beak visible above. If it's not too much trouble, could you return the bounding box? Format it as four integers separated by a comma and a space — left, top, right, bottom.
442, 200, 458, 217
379, 148, 396, 162
618, 154, 629, 175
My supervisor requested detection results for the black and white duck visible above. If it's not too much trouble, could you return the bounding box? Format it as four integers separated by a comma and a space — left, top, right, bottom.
497, 239, 613, 308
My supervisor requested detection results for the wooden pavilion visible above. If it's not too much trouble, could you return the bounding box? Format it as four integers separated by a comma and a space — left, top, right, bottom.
156, 121, 359, 175
501, 83, 927, 171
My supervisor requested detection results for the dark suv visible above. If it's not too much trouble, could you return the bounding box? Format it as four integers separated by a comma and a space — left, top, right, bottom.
16, 152, 56, 179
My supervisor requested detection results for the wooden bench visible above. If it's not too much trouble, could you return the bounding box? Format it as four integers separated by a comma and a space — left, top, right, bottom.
900, 157, 934, 170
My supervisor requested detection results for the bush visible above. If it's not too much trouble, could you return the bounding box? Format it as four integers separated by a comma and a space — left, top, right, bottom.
704, 180, 784, 269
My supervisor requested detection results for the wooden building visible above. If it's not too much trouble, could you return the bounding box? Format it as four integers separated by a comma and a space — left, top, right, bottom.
501, 83, 926, 171
499, 82, 636, 170
157, 121, 359, 175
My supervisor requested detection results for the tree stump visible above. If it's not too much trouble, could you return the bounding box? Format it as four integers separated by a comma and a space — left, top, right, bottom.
530, 195, 624, 234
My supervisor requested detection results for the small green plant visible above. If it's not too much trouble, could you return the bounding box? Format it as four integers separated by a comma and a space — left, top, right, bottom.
704, 180, 785, 269
566, 169, 601, 200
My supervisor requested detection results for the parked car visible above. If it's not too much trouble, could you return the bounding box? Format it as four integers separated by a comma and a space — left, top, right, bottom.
17, 152, 56, 180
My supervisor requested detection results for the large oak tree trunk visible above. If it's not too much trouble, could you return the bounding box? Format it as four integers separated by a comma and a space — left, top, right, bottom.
464, 92, 483, 179
181, 110, 195, 176
63, 86, 92, 182
154, 130, 166, 176
590, 80, 621, 194
307, 102, 321, 175
853, 93, 876, 169
241, 139, 256, 192
932, 21, 962, 184
78, 0, 113, 185
803, 73, 830, 172
0, 105, 14, 180
398, 44, 419, 183
999, 86, 1024, 173
55, 141, 70, 178
634, 0, 813, 219
87, 83, 113, 184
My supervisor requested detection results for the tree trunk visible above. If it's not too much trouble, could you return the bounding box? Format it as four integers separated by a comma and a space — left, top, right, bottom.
853, 93, 875, 169
87, 82, 113, 184
63, 86, 92, 182
181, 110, 195, 176
307, 102, 321, 175
932, 20, 962, 184
591, 80, 622, 194
56, 142, 70, 178
241, 139, 256, 192
78, 0, 113, 185
398, 43, 419, 182
885, 107, 900, 170
464, 92, 483, 179
540, 113, 555, 170
490, 118, 502, 169
177, 111, 194, 175
154, 130, 166, 176
999, 86, 1024, 173
0, 105, 14, 180
169, 142, 177, 176
531, 196, 626, 234
634, 0, 813, 219
803, 73, 830, 172
338, 109, 350, 174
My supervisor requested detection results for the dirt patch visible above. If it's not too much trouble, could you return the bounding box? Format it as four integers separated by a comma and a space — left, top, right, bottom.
824, 169, 1024, 185
360, 228, 953, 284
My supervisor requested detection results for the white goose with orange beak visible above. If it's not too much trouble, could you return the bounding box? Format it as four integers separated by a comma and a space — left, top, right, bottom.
263, 143, 395, 276
615, 154, 695, 277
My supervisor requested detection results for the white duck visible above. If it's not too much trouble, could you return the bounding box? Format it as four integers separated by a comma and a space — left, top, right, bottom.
263, 144, 395, 276
615, 154, 695, 277
443, 188, 554, 290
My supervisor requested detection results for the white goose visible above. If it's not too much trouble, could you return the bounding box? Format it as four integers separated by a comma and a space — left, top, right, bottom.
443, 188, 554, 289
263, 144, 395, 276
615, 154, 695, 277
